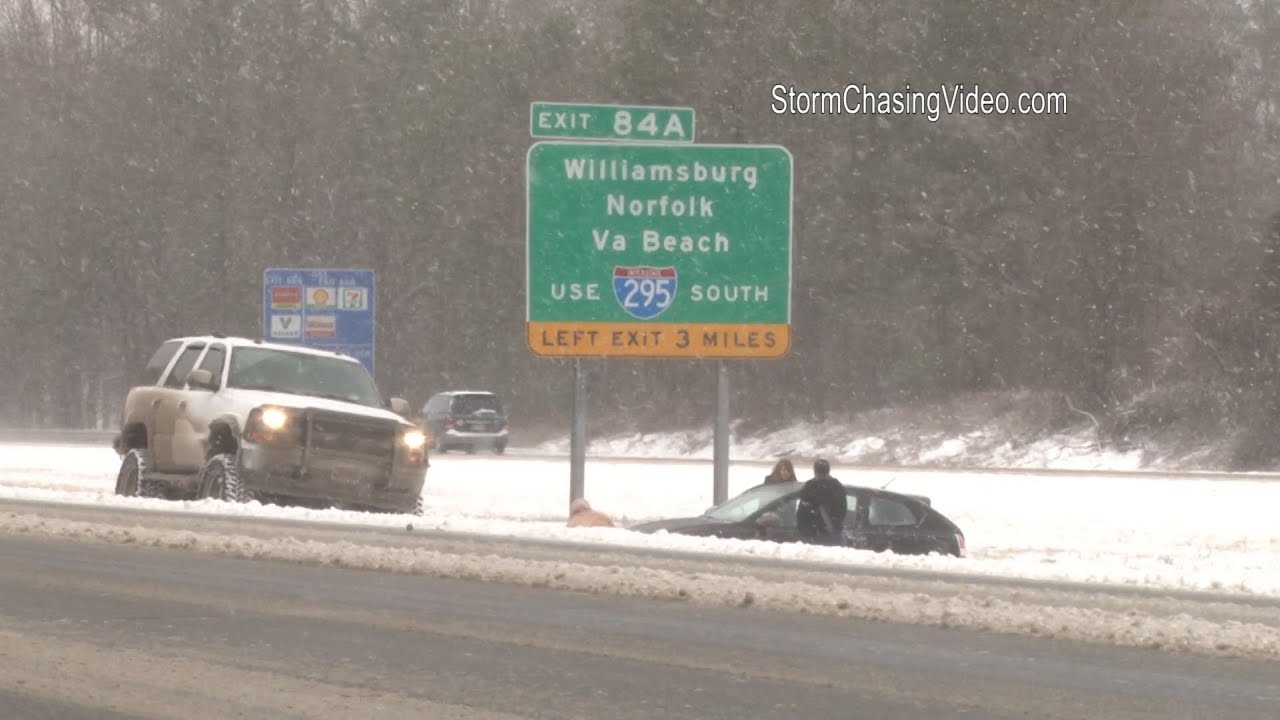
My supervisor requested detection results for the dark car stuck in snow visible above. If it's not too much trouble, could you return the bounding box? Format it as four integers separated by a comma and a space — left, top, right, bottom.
629, 481, 966, 557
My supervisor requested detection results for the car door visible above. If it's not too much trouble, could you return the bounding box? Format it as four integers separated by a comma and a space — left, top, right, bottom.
171, 343, 229, 470
862, 493, 925, 554
752, 492, 804, 543
839, 489, 874, 549
151, 342, 205, 472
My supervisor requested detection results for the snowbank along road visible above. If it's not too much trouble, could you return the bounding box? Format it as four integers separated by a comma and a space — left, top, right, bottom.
3, 498, 1280, 665
1, 441, 1279, 659
5, 526, 1279, 719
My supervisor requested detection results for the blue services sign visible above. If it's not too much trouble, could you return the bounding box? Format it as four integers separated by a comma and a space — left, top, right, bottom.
262, 268, 376, 375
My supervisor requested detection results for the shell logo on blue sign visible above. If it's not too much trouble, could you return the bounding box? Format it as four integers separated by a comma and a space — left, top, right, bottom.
613, 266, 676, 320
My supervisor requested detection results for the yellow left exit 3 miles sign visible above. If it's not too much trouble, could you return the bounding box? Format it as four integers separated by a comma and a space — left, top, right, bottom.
527, 322, 790, 359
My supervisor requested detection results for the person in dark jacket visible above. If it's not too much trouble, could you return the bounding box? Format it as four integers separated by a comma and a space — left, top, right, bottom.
796, 459, 847, 545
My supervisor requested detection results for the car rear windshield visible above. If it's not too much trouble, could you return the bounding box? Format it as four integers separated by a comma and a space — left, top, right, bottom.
452, 393, 503, 415
227, 347, 384, 408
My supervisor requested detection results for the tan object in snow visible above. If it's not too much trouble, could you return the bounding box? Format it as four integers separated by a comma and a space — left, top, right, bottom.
567, 498, 615, 527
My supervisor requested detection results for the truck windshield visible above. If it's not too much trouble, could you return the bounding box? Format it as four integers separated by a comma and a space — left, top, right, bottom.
227, 347, 383, 408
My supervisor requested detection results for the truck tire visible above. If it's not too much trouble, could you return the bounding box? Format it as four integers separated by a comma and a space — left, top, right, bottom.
114, 448, 163, 498
198, 453, 250, 504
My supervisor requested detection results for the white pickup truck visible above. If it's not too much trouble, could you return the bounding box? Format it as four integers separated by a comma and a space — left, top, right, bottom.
112, 335, 427, 515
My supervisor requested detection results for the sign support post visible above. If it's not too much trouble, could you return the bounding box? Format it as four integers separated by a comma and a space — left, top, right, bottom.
714, 361, 730, 505
570, 358, 587, 504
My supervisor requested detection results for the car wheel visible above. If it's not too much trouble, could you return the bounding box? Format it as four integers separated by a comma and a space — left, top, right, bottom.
198, 453, 250, 504
464, 444, 478, 455
413, 494, 424, 517
492, 442, 506, 455
115, 448, 163, 498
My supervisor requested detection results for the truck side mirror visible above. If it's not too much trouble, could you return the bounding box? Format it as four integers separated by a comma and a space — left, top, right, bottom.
187, 368, 217, 391
389, 397, 411, 416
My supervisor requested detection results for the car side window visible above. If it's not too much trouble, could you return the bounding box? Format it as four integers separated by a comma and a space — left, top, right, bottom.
197, 344, 226, 385
763, 495, 799, 527
144, 340, 183, 384
868, 497, 918, 527
163, 344, 205, 389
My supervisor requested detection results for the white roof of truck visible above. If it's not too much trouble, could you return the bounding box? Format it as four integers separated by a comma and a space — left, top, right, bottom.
167, 336, 361, 363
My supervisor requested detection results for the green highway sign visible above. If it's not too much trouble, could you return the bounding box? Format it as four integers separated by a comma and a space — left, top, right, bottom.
530, 102, 696, 143
526, 141, 792, 358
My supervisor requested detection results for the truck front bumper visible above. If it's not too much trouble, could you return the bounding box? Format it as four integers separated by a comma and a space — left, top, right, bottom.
239, 443, 426, 513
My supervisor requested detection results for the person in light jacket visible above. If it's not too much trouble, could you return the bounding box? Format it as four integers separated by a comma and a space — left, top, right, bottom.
567, 497, 615, 528
763, 458, 797, 485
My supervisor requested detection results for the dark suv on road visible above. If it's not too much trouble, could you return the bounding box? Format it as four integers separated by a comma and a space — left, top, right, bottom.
420, 391, 508, 454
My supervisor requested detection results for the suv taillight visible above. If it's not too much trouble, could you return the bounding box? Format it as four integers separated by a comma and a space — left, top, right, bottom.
955, 533, 966, 557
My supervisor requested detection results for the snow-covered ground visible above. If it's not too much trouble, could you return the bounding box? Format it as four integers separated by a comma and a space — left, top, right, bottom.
0, 441, 1277, 599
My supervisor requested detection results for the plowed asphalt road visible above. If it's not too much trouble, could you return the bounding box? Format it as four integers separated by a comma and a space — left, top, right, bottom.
2, 519, 1278, 719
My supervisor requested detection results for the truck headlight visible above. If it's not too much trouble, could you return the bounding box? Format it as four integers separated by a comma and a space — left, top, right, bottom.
261, 407, 289, 430
402, 429, 426, 450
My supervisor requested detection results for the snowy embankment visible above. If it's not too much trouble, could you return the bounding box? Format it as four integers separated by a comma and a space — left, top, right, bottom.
535, 424, 1153, 471
528, 387, 1240, 472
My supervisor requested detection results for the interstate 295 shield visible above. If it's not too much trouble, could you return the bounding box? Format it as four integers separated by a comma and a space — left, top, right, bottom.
613, 266, 676, 320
